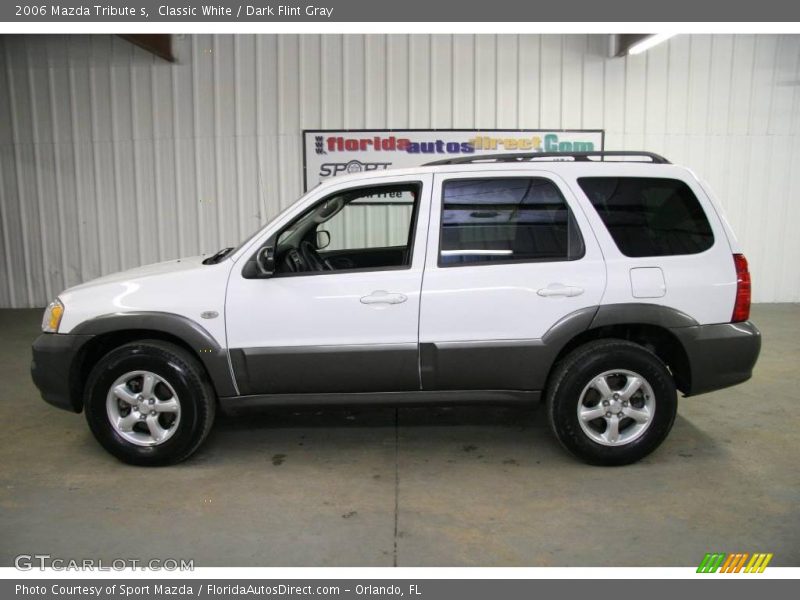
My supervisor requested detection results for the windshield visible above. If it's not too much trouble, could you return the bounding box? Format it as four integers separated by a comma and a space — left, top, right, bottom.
227, 224, 265, 257
219, 186, 321, 262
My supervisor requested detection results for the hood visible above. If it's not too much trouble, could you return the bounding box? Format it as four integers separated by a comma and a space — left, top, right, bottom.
64, 255, 209, 293
56, 253, 232, 342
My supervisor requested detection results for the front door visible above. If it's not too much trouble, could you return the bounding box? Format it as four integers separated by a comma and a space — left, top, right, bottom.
225, 174, 432, 396
418, 171, 606, 391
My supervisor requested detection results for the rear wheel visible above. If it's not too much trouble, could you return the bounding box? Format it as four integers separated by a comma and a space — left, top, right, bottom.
546, 339, 677, 466
84, 340, 216, 466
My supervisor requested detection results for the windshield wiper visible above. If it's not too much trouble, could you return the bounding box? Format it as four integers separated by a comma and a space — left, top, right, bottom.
202, 247, 234, 265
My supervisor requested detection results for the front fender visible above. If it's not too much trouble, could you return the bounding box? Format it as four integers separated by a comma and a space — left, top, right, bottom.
72, 312, 238, 398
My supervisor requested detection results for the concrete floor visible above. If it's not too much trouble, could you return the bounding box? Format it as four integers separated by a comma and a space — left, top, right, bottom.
1, 305, 798, 567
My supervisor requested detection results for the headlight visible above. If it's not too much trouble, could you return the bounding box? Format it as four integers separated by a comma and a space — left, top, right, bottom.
42, 299, 64, 333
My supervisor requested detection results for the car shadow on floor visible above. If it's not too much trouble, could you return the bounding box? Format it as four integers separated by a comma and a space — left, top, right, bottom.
194, 402, 726, 467
214, 402, 541, 430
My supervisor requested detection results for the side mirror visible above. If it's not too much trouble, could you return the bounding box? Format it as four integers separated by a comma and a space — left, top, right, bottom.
315, 230, 331, 250
256, 246, 275, 277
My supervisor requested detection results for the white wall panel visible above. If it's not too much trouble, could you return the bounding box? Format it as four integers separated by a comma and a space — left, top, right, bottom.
1, 33, 799, 307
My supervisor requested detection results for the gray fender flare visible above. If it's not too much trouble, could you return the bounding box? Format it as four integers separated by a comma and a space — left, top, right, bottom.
590, 303, 699, 329
72, 312, 238, 397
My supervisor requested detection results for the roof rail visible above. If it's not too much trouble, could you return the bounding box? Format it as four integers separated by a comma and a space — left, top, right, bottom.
423, 151, 671, 166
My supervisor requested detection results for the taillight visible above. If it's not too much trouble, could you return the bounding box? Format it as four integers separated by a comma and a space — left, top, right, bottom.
732, 254, 751, 323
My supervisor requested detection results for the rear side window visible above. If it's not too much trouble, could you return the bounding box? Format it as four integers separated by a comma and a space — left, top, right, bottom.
578, 177, 714, 257
439, 178, 585, 266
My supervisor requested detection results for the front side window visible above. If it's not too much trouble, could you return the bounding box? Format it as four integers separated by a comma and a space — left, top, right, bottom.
273, 182, 420, 274
578, 177, 714, 257
439, 177, 585, 266
322, 187, 417, 252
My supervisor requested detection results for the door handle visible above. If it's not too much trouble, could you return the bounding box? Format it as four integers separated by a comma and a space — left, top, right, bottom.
360, 290, 408, 305
537, 284, 585, 298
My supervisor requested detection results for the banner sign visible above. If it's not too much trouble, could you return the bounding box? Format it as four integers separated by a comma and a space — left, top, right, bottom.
303, 129, 604, 190
3, 1, 799, 22
2, 578, 790, 600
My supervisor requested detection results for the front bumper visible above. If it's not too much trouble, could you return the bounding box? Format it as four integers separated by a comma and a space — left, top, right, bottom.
31, 333, 94, 412
674, 321, 761, 396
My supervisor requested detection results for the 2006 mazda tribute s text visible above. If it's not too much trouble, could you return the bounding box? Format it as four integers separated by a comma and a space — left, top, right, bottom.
31, 151, 761, 466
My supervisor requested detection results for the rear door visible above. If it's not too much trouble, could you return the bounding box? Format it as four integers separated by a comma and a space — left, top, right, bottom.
418, 171, 606, 391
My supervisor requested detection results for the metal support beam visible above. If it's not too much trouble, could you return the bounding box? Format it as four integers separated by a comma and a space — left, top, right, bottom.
117, 35, 175, 62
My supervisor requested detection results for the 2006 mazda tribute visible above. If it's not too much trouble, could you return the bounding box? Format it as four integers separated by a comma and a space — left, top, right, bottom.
31, 151, 761, 466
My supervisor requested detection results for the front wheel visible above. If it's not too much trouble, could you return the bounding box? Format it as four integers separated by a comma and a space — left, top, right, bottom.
546, 339, 677, 466
84, 340, 216, 466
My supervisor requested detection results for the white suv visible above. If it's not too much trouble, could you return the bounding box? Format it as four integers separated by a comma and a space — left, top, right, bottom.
31, 151, 761, 466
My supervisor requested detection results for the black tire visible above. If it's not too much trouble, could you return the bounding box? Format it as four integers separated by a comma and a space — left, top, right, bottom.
84, 340, 216, 466
546, 339, 677, 466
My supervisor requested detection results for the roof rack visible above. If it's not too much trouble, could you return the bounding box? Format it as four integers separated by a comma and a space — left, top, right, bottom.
423, 151, 671, 166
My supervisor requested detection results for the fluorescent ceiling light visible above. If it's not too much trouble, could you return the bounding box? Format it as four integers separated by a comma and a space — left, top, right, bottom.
628, 33, 676, 55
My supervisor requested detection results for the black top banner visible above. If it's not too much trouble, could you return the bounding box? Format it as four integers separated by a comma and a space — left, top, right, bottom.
3, 0, 800, 22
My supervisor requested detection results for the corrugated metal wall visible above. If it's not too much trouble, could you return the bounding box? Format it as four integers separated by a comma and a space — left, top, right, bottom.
1, 34, 799, 307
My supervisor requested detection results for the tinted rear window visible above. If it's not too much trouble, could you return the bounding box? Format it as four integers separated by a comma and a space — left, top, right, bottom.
578, 177, 714, 257
439, 178, 584, 266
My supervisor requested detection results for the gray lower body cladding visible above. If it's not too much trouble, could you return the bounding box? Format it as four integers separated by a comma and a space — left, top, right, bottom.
672, 321, 761, 396
419, 339, 551, 390
219, 389, 540, 413
31, 332, 94, 412
229, 344, 419, 396
227, 307, 760, 399
419, 321, 761, 395
230, 307, 598, 396
31, 306, 761, 412
231, 341, 553, 397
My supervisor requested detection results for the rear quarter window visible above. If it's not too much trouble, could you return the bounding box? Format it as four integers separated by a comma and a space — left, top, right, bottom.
578, 177, 714, 257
